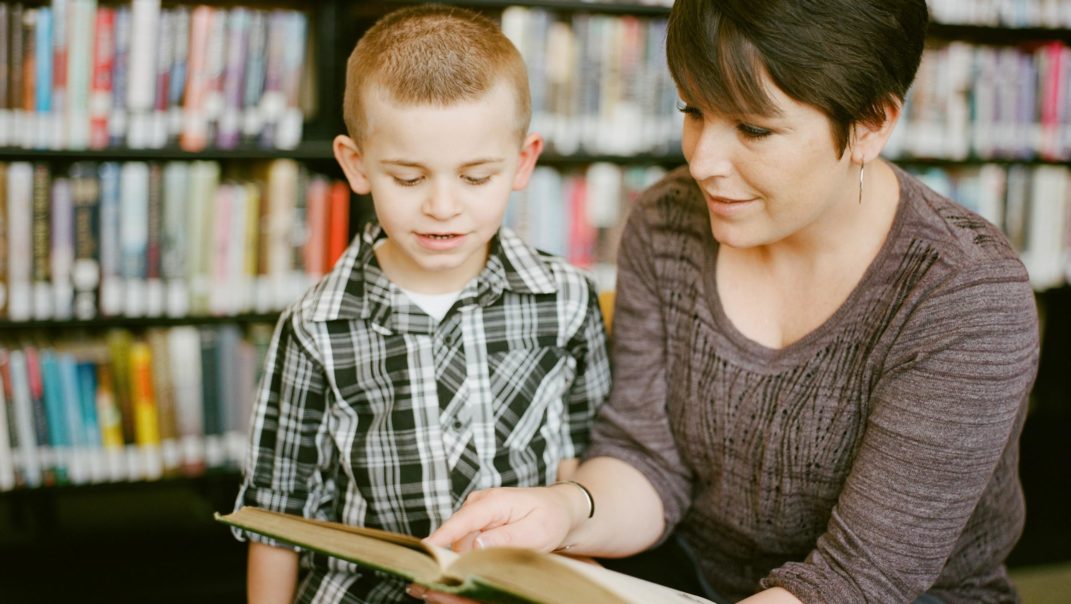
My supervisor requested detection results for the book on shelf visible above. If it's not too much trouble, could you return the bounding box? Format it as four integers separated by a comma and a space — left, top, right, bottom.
217, 507, 716, 604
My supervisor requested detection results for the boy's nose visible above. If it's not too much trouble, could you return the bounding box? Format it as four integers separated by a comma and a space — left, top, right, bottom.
422, 183, 462, 220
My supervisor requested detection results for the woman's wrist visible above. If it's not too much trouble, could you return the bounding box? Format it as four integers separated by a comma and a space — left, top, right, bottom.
549, 480, 594, 535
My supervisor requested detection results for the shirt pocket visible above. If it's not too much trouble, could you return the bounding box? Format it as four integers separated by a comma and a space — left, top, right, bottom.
485, 345, 570, 450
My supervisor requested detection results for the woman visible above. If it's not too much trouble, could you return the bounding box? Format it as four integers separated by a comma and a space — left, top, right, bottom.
422, 0, 1039, 602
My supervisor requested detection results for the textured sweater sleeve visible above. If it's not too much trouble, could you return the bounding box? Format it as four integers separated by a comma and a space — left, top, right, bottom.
763, 261, 1039, 602
585, 201, 695, 536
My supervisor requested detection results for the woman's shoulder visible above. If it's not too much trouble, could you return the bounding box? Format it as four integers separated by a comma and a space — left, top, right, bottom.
893, 164, 1028, 283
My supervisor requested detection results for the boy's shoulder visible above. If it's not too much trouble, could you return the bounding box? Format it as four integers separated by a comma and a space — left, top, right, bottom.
286, 234, 369, 325
497, 227, 597, 300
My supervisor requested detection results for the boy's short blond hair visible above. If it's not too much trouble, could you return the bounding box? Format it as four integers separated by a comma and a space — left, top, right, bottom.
342, 4, 532, 144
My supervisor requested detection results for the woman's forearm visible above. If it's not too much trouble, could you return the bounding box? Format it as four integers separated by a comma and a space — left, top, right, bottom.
558, 456, 666, 557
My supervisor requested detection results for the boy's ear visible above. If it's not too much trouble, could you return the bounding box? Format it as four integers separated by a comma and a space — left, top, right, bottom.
333, 134, 372, 195
511, 132, 545, 191
850, 99, 902, 164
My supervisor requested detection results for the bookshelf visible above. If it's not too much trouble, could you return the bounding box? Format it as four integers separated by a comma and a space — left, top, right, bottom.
0, 0, 1067, 601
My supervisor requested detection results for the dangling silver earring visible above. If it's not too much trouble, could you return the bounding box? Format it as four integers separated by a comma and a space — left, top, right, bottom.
858, 162, 865, 205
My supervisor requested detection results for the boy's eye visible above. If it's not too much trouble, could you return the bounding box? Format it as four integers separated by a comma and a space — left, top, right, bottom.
392, 175, 423, 187
461, 174, 492, 185
675, 101, 702, 119
737, 123, 772, 139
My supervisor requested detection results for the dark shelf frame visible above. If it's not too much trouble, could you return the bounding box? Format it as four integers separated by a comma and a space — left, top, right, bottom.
929, 21, 1071, 43
0, 313, 280, 332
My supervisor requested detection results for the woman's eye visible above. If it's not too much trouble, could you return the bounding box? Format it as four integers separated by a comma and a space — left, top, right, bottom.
676, 101, 702, 119
738, 123, 772, 139
393, 176, 423, 187
462, 175, 492, 185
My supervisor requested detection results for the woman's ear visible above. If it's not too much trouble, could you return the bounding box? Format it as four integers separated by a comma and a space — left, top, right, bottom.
511, 132, 545, 191
851, 99, 903, 164
333, 134, 372, 195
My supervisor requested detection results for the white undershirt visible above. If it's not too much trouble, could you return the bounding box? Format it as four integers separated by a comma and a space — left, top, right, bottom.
374, 239, 463, 321
398, 287, 462, 321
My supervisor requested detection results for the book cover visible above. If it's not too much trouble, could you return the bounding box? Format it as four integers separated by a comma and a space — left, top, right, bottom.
38, 349, 69, 484
218, 507, 716, 604
119, 162, 149, 317
75, 360, 106, 482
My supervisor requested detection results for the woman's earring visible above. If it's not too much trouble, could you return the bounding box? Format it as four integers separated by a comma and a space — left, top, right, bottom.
858, 162, 865, 205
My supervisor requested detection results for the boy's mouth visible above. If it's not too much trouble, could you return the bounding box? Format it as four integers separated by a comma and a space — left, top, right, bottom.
421, 233, 459, 240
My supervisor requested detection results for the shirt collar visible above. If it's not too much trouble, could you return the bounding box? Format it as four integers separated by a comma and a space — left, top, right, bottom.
305, 222, 558, 327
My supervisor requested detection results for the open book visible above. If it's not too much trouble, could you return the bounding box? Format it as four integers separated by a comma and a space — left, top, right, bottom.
217, 507, 717, 604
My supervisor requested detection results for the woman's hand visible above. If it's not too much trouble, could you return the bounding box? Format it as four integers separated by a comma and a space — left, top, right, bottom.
425, 484, 586, 553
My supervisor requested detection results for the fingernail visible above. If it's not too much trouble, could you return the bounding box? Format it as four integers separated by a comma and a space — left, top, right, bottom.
406, 584, 427, 600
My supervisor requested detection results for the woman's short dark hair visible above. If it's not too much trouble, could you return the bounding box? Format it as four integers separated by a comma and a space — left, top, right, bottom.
666, 0, 928, 156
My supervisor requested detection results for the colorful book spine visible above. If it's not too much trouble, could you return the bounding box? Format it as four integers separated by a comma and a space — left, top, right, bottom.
49, 0, 66, 150
126, 0, 160, 149
7, 350, 42, 487
31, 163, 52, 319
0, 5, 10, 148
65, 0, 95, 149
71, 162, 101, 320
129, 341, 162, 480
33, 7, 52, 150
108, 6, 130, 147
97, 162, 122, 316
6, 162, 32, 321
88, 7, 114, 150
49, 176, 74, 320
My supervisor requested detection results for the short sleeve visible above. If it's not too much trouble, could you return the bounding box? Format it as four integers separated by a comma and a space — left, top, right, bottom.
232, 313, 340, 547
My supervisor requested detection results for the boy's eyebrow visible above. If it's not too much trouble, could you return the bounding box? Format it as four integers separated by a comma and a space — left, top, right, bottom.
380, 158, 505, 169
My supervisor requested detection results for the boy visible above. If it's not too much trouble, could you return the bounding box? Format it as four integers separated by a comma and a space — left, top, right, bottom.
233, 5, 611, 603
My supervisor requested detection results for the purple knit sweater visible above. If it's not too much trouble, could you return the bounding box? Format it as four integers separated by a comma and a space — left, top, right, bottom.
587, 164, 1039, 603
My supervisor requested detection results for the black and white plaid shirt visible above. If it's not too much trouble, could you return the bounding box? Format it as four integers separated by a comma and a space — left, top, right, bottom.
235, 223, 611, 603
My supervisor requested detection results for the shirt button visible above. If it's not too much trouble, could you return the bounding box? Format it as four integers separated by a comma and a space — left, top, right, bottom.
452, 418, 464, 431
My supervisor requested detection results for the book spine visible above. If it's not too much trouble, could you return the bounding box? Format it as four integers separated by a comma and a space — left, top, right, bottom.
32, 7, 50, 150
49, 176, 74, 320
149, 9, 173, 149
19, 7, 35, 149
65, 0, 94, 150
7, 350, 42, 487
167, 7, 189, 143
58, 354, 89, 484
37, 349, 67, 484
75, 360, 106, 482
108, 7, 129, 147
6, 162, 33, 321
88, 7, 114, 150
257, 11, 287, 149
241, 10, 267, 144
0, 5, 9, 148
8, 4, 24, 150
217, 8, 249, 149
199, 327, 223, 468
145, 162, 164, 316
146, 329, 179, 475
49, 0, 66, 150
97, 162, 121, 316
0, 348, 14, 491
94, 360, 125, 481
129, 341, 162, 480
274, 11, 306, 150
0, 164, 7, 319
125, 0, 159, 149
119, 162, 148, 317
71, 162, 101, 320
168, 326, 204, 475
161, 162, 189, 317
31, 163, 52, 320
326, 180, 350, 270
180, 6, 211, 151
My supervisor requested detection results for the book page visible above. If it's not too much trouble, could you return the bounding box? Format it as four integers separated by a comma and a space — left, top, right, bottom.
217, 507, 446, 584
446, 547, 717, 604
